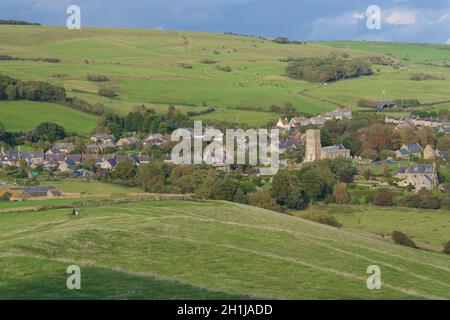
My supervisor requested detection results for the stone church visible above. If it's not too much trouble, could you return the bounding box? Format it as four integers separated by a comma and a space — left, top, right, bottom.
304, 129, 351, 162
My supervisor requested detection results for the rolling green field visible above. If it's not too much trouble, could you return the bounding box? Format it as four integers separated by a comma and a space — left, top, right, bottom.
0, 25, 344, 126
294, 205, 450, 248
1, 26, 450, 131
0, 181, 142, 210
0, 100, 97, 136
39, 180, 141, 195
1, 26, 450, 132
0, 196, 122, 210
0, 200, 449, 299
324, 42, 450, 64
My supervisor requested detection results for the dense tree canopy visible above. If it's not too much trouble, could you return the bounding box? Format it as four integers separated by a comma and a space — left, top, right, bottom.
0, 75, 65, 103
286, 57, 373, 82
33, 122, 66, 143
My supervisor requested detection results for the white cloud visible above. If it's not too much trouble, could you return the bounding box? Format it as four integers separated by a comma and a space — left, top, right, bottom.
386, 9, 417, 25
446, 38, 450, 44
352, 12, 366, 21
307, 11, 368, 40
312, 11, 366, 28
439, 12, 450, 22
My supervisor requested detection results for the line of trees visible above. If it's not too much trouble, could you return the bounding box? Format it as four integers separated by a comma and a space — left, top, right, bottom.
0, 120, 70, 150
0, 20, 40, 25
0, 55, 60, 63
96, 105, 192, 137
273, 37, 306, 45
95, 156, 357, 212
0, 74, 113, 117
0, 74, 66, 103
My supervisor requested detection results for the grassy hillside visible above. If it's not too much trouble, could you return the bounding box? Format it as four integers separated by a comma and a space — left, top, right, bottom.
0, 100, 97, 135
294, 205, 450, 247
325, 42, 450, 64
1, 26, 450, 131
320, 41, 450, 107
0, 26, 366, 129
0, 200, 449, 299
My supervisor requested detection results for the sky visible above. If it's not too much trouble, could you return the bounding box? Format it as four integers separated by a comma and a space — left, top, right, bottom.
2, 0, 450, 43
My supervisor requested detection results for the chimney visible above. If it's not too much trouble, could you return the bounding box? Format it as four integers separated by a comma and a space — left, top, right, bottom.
1, 146, 4, 156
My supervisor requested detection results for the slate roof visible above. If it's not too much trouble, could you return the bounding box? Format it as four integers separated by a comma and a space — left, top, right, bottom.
398, 164, 434, 174
406, 143, 422, 153
44, 153, 65, 162
51, 143, 74, 152
398, 149, 410, 155
66, 154, 83, 163
436, 150, 447, 158
23, 186, 56, 197
280, 139, 299, 149
321, 144, 348, 153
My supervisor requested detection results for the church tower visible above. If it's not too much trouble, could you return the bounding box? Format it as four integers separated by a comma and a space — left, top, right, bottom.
304, 129, 321, 162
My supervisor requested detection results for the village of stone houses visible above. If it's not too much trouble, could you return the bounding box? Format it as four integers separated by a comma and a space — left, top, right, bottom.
1, 106, 450, 208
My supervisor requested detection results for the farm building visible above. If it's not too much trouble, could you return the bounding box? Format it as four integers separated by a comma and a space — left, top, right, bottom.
395, 143, 423, 159
0, 189, 32, 201
0, 186, 61, 201
395, 164, 439, 192
116, 137, 140, 148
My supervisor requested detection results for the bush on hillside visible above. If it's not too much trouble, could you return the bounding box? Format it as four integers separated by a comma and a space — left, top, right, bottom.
302, 212, 342, 228
186, 108, 215, 117
410, 73, 444, 81
98, 87, 117, 98
444, 241, 450, 254
333, 183, 351, 204
216, 65, 232, 72
391, 230, 417, 248
200, 59, 217, 64
87, 74, 110, 82
178, 63, 193, 69
406, 189, 441, 209
357, 98, 375, 108
373, 189, 394, 206
392, 99, 421, 108
248, 189, 278, 211
365, 194, 375, 204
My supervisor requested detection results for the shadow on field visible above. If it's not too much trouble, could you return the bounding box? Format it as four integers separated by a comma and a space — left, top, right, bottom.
0, 256, 253, 300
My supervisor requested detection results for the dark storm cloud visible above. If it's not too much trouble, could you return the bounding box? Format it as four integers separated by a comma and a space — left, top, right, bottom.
1, 0, 450, 43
